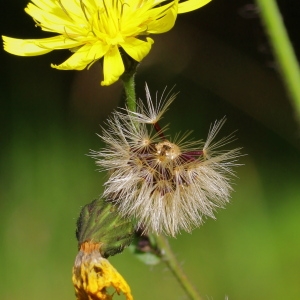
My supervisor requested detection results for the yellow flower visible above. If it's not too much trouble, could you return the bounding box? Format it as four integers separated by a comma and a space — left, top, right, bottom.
73, 241, 133, 300
2, 0, 211, 85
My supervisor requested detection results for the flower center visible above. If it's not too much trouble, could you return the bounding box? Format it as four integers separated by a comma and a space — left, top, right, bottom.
155, 141, 181, 161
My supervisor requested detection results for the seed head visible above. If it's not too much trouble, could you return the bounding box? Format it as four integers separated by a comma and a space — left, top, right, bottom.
91, 85, 241, 236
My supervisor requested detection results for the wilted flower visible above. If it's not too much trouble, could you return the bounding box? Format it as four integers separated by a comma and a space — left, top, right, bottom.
73, 241, 133, 300
2, 0, 211, 86
91, 85, 241, 236
73, 198, 135, 299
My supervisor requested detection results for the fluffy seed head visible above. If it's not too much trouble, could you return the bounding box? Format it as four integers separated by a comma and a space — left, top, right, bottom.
91, 85, 241, 236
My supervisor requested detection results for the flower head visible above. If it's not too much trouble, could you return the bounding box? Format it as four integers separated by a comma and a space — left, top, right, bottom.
3, 0, 211, 85
73, 241, 133, 300
91, 85, 241, 236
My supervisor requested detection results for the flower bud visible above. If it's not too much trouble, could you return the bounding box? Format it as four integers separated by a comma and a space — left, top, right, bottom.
76, 198, 135, 258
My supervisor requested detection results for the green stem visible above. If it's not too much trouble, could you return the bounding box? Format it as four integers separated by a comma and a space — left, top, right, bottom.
256, 0, 300, 120
122, 73, 137, 113
121, 74, 202, 299
155, 235, 204, 300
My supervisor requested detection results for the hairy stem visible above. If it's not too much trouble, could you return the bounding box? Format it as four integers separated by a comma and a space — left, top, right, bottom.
155, 234, 204, 300
121, 75, 203, 300
122, 73, 137, 113
256, 0, 300, 121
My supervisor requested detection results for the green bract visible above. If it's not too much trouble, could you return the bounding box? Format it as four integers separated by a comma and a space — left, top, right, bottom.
76, 198, 135, 257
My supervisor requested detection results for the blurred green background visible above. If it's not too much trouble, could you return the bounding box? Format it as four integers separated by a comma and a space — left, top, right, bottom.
1, 0, 300, 299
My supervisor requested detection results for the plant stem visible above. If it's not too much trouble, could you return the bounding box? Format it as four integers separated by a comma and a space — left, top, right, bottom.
122, 73, 137, 112
256, 0, 300, 121
121, 75, 203, 300
155, 234, 204, 300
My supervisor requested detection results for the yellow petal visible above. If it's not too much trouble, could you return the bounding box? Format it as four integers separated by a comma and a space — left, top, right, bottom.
102, 46, 124, 86
31, 0, 83, 18
178, 0, 212, 14
26, 3, 70, 25
25, 3, 76, 33
2, 35, 81, 56
52, 42, 108, 70
31, 0, 56, 10
2, 36, 52, 56
146, 1, 178, 34
2, 35, 82, 56
26, 1, 92, 34
120, 37, 154, 62
73, 242, 133, 300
